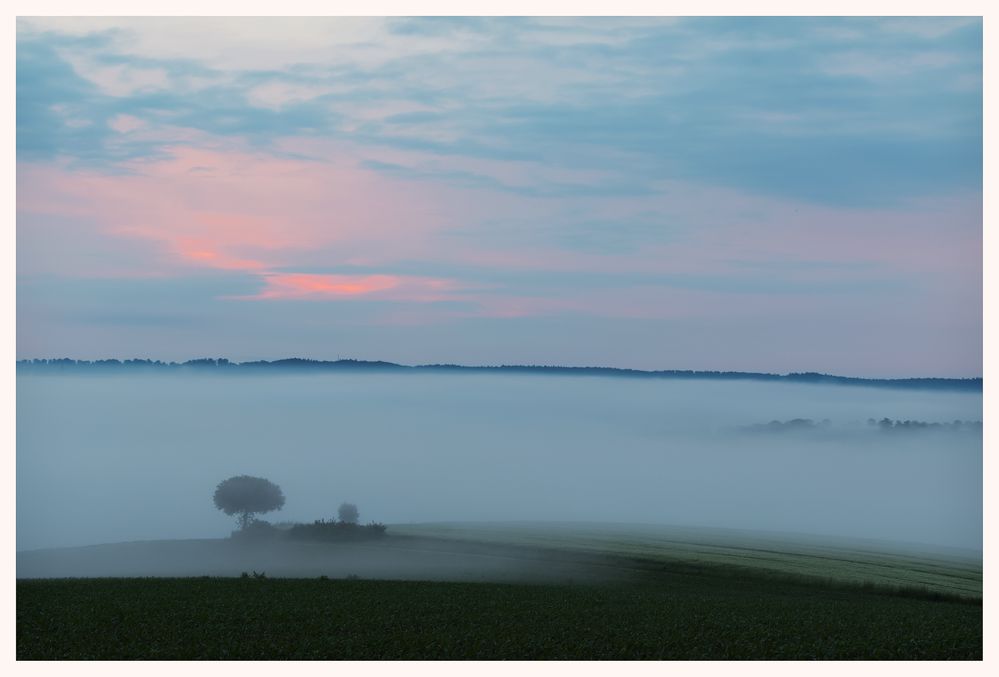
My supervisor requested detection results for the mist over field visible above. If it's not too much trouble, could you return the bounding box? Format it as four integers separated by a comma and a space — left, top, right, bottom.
16, 372, 982, 553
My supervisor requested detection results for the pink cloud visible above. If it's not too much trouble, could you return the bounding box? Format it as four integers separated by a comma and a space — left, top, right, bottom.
242, 273, 453, 301
20, 142, 980, 286
18, 145, 451, 277
172, 238, 268, 271
17, 146, 464, 301
16, 138, 981, 329
108, 114, 145, 134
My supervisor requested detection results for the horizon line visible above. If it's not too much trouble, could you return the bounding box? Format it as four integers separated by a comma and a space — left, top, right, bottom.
15, 356, 983, 385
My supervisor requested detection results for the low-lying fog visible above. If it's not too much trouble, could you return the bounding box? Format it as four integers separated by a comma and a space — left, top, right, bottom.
16, 373, 982, 552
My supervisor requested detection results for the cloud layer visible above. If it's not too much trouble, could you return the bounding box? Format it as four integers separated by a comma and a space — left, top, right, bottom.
16, 17, 983, 376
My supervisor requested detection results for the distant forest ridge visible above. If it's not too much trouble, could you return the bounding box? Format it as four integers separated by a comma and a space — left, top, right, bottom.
16, 357, 982, 392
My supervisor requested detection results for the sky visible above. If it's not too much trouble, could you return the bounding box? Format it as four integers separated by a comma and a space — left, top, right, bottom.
15, 17, 983, 377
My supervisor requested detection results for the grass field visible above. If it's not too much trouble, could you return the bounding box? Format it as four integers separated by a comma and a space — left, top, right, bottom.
390, 522, 983, 598
17, 522, 982, 660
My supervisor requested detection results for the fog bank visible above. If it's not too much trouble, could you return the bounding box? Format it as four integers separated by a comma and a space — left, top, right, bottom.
17, 373, 982, 551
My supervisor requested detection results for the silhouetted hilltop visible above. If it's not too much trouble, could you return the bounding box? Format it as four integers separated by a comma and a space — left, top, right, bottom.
240, 358, 403, 371
15, 358, 982, 392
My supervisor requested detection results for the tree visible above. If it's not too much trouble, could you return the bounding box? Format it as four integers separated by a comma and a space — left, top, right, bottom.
338, 502, 359, 524
213, 475, 285, 530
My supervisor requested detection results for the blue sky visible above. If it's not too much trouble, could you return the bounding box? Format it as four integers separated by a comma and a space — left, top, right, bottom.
16, 17, 983, 376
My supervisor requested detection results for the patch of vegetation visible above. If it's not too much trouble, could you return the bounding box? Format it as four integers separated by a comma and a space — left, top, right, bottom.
210, 477, 386, 543
867, 418, 982, 433
740, 417, 982, 434
286, 519, 388, 543
742, 418, 831, 433
229, 519, 283, 542
226, 517, 387, 544
17, 576, 981, 659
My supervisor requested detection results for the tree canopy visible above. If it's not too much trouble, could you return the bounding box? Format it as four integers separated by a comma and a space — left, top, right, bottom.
338, 502, 359, 524
213, 475, 285, 529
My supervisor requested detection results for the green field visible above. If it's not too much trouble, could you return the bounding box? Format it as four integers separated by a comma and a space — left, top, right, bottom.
391, 522, 983, 598
17, 574, 980, 660
17, 522, 982, 660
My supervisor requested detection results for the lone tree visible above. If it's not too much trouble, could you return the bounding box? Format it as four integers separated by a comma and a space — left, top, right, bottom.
213, 475, 285, 530
338, 502, 360, 524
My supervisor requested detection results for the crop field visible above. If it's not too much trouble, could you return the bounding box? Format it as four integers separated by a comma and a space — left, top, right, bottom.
390, 522, 983, 598
17, 523, 982, 659
17, 574, 981, 660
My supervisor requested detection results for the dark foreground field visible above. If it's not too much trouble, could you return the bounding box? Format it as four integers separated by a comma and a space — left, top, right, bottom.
18, 572, 981, 660
17, 526, 982, 660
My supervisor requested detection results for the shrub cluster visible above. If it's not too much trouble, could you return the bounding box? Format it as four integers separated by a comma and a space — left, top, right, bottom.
212, 475, 386, 542
230, 519, 282, 542
286, 519, 388, 543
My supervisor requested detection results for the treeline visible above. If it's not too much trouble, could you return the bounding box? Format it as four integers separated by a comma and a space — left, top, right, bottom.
743, 418, 982, 433
743, 418, 831, 433
15, 358, 982, 392
16, 357, 401, 371
867, 418, 983, 432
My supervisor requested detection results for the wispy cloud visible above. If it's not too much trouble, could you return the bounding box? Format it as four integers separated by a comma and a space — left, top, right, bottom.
18, 17, 981, 203
238, 273, 460, 302
15, 17, 982, 374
